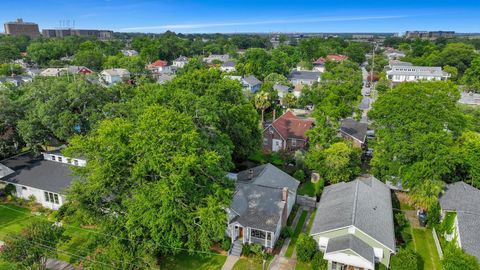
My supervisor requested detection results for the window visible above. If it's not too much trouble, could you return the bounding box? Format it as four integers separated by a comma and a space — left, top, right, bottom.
22, 186, 27, 190
263, 137, 268, 146
74, 159, 79, 166
58, 156, 63, 162
44, 191, 60, 204
291, 139, 297, 147
250, 229, 266, 239
51, 155, 56, 161
67, 158, 72, 164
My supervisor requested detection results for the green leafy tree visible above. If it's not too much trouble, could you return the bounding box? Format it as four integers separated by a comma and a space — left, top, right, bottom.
441, 243, 480, 270
282, 93, 297, 109
1, 220, 65, 270
452, 131, 480, 188
432, 43, 475, 74
462, 56, 480, 91
345, 42, 366, 64
296, 233, 318, 262
390, 248, 419, 270
443, 65, 458, 81
254, 91, 271, 123
0, 63, 23, 76
0, 43, 21, 63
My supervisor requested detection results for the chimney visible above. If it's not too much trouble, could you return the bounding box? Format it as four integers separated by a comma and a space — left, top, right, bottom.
248, 169, 254, 180
281, 187, 289, 226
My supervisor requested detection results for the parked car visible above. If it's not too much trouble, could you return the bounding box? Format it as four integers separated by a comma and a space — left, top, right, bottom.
418, 209, 427, 227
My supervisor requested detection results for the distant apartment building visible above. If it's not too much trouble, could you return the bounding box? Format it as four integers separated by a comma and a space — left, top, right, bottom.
405, 31, 455, 39
42, 28, 114, 40
4, 18, 40, 39
386, 65, 450, 83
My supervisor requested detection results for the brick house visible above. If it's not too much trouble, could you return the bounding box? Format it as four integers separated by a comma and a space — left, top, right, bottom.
262, 111, 314, 152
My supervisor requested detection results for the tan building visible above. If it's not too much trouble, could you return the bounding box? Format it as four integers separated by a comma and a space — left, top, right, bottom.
4, 18, 40, 39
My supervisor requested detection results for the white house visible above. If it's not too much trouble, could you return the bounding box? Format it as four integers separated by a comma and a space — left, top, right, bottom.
288, 70, 321, 86
173, 56, 189, 68
226, 164, 299, 254
386, 65, 450, 83
121, 49, 139, 57
0, 151, 86, 210
220, 61, 236, 73
100, 68, 130, 85
203, 54, 230, 63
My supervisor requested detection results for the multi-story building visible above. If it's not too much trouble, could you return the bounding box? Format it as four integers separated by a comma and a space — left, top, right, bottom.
386, 65, 450, 83
42, 28, 113, 40
4, 18, 40, 39
405, 31, 455, 40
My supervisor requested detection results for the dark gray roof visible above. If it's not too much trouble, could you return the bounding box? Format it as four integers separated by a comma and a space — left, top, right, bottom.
310, 175, 396, 252
439, 182, 480, 260
230, 164, 300, 231
222, 61, 236, 67
174, 56, 188, 62
243, 75, 261, 86
326, 234, 374, 264
288, 70, 320, 81
340, 118, 368, 143
0, 153, 75, 194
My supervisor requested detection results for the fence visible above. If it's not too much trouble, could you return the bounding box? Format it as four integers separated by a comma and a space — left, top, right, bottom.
432, 227, 443, 259
296, 195, 317, 208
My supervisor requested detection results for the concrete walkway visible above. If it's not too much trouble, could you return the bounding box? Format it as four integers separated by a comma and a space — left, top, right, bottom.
221, 255, 240, 270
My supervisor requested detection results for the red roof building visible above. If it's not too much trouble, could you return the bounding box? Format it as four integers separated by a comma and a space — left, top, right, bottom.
312, 57, 326, 65
326, 54, 348, 62
147, 60, 168, 69
263, 111, 314, 152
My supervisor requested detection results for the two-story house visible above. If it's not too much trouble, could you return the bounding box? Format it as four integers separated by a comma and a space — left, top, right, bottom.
263, 111, 314, 152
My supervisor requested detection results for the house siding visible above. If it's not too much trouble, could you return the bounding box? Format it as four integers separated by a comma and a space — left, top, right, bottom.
312, 226, 392, 267
262, 127, 284, 152
13, 184, 64, 210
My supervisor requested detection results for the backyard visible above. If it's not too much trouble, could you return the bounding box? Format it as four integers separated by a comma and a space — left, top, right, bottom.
408, 228, 441, 270
159, 252, 227, 270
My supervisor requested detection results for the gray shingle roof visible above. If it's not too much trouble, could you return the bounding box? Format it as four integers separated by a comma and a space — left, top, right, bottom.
243, 75, 261, 86
340, 118, 368, 143
273, 83, 290, 93
326, 234, 375, 264
0, 153, 75, 194
230, 164, 300, 231
288, 70, 320, 81
439, 182, 480, 260
387, 65, 448, 77
310, 175, 396, 252
222, 61, 236, 67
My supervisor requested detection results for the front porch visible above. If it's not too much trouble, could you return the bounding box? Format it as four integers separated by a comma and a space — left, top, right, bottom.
229, 224, 275, 249
328, 261, 371, 270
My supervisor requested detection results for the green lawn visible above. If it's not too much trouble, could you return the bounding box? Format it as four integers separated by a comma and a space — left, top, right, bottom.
232, 257, 270, 270
297, 181, 316, 197
305, 211, 316, 234
408, 228, 441, 270
285, 210, 308, 257
0, 204, 34, 239
158, 252, 226, 270
295, 261, 312, 270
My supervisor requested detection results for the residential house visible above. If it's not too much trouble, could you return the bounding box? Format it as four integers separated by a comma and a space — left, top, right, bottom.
203, 54, 230, 63
312, 57, 326, 72
439, 182, 480, 261
220, 61, 236, 72
121, 49, 139, 57
310, 175, 396, 270
100, 68, 130, 85
0, 75, 32, 87
385, 48, 406, 60
40, 68, 63, 77
146, 60, 170, 73
173, 56, 189, 68
26, 68, 42, 77
0, 151, 86, 210
273, 83, 290, 99
339, 118, 368, 148
226, 164, 300, 251
64, 66, 92, 75
459, 92, 480, 106
386, 65, 450, 83
157, 74, 174, 85
326, 54, 348, 62
288, 70, 321, 87
263, 111, 314, 152
242, 75, 262, 93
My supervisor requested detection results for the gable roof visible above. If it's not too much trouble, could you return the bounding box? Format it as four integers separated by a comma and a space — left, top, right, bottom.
327, 54, 348, 62
439, 182, 480, 260
230, 164, 300, 231
288, 70, 320, 81
242, 75, 261, 86
312, 57, 326, 65
147, 60, 168, 68
0, 153, 75, 194
310, 175, 396, 252
273, 83, 290, 93
101, 68, 130, 77
267, 111, 314, 141
221, 61, 236, 68
340, 118, 368, 144
174, 56, 188, 62
326, 234, 374, 265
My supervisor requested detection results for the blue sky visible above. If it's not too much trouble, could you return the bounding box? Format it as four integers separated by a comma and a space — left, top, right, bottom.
1, 0, 479, 33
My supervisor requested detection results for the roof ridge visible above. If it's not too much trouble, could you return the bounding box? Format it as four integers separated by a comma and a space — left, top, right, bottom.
351, 180, 360, 225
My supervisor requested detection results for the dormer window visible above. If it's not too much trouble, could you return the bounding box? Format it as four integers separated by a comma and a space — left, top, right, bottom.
74, 159, 79, 166
58, 157, 63, 162
51, 155, 56, 161
67, 158, 72, 164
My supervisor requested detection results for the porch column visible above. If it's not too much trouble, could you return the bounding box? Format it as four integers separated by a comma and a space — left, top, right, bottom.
265, 231, 268, 247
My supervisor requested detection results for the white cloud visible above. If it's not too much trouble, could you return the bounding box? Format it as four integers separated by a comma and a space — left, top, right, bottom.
120, 15, 409, 31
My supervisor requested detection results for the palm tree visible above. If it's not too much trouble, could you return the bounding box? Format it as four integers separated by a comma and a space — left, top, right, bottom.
282, 93, 297, 109
254, 91, 271, 123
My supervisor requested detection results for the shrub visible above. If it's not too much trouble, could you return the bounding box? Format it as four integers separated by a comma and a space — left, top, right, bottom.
441, 243, 480, 270
250, 243, 265, 259
27, 195, 37, 207
5, 183, 16, 196
395, 212, 409, 229
427, 202, 441, 227
280, 226, 294, 238
390, 248, 419, 270
311, 251, 328, 270
220, 238, 231, 251
314, 179, 324, 197
400, 230, 412, 245
242, 243, 252, 257
293, 170, 306, 182
296, 233, 318, 262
